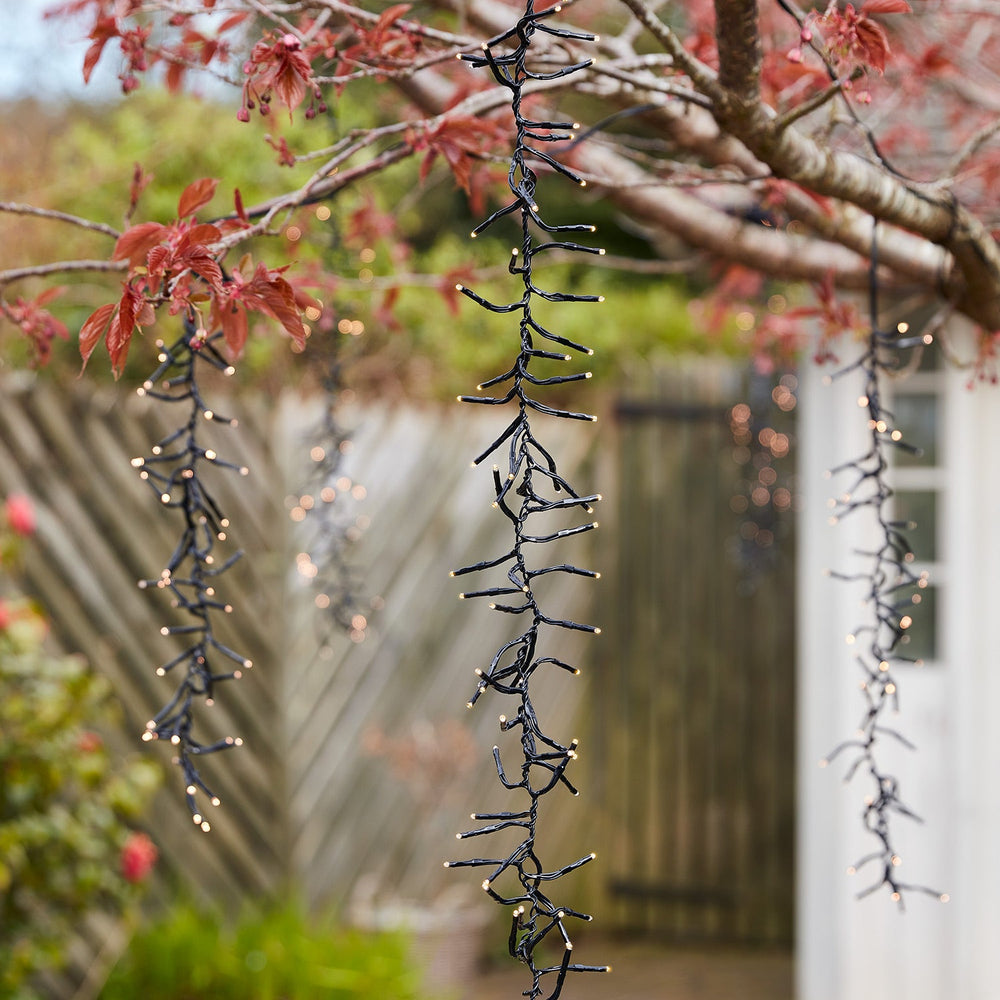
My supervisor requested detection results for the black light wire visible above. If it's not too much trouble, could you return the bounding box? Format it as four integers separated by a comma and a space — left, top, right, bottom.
824, 220, 946, 905
132, 315, 250, 830
443, 3, 610, 997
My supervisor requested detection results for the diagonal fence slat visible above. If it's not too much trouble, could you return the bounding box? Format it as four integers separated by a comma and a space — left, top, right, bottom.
275, 399, 598, 910
0, 376, 288, 907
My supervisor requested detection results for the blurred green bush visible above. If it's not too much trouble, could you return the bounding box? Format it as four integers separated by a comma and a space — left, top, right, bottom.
0, 495, 161, 999
99, 898, 431, 1000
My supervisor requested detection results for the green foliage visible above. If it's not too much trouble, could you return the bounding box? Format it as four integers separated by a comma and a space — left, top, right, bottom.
0, 526, 161, 998
99, 899, 429, 1000
1, 88, 739, 393
59, 90, 320, 224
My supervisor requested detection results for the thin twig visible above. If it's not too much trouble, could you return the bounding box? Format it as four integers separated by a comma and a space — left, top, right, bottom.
773, 68, 864, 131
946, 116, 1000, 178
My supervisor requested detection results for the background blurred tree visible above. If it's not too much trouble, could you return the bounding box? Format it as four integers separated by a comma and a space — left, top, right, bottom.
4, 0, 996, 379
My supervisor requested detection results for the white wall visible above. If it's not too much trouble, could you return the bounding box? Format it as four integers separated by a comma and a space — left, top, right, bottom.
797, 336, 1000, 999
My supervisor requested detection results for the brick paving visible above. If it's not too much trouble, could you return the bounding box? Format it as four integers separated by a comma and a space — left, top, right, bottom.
466, 939, 793, 1000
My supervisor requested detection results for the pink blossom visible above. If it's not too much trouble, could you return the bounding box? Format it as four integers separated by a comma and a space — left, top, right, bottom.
77, 731, 103, 753
5, 494, 35, 536
120, 832, 158, 883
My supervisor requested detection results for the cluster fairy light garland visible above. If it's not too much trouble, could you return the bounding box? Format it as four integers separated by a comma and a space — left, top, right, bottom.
728, 370, 798, 590
289, 350, 373, 646
132, 317, 250, 830
443, 3, 609, 996
822, 224, 946, 905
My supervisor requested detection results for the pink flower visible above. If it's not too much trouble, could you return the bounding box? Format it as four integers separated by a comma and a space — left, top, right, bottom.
0, 600, 10, 631
5, 494, 36, 536
77, 731, 103, 754
120, 832, 158, 883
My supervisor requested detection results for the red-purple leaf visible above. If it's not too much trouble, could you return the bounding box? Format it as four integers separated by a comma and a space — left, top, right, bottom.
217, 12, 249, 33
112, 221, 167, 266
180, 250, 224, 291
79, 302, 116, 368
177, 178, 219, 219
376, 3, 412, 34
272, 50, 312, 112
181, 223, 223, 248
82, 17, 118, 84
262, 282, 309, 349
34, 285, 66, 308
856, 17, 891, 72
218, 300, 249, 357
234, 188, 249, 223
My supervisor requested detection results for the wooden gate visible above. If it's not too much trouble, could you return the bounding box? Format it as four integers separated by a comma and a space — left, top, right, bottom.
589, 361, 796, 945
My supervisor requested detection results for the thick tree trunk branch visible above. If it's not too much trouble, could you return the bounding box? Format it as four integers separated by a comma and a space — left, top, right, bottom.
713, 0, 762, 101
421, 0, 1000, 326
712, 89, 1000, 328
578, 141, 876, 288
705, 0, 1000, 327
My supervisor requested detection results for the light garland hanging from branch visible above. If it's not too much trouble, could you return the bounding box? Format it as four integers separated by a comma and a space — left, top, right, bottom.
288, 344, 373, 648
823, 223, 946, 906
132, 317, 250, 831
443, 3, 610, 996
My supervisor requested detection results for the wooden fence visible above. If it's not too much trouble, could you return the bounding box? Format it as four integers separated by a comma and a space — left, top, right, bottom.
0, 374, 600, 993
589, 361, 796, 945
0, 360, 794, 993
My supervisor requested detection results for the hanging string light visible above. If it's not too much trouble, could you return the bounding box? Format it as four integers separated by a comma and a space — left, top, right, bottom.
822, 223, 946, 905
728, 369, 798, 590
443, 3, 610, 996
132, 316, 249, 831
288, 340, 372, 647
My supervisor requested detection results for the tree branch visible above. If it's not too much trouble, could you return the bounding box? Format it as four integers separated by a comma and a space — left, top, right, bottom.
713, 0, 762, 101
577, 141, 877, 291
0, 203, 121, 240
615, 0, 723, 98
698, 0, 1000, 327
0, 259, 127, 288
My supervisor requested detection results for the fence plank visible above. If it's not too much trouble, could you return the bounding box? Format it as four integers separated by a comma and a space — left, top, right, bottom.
594, 360, 795, 945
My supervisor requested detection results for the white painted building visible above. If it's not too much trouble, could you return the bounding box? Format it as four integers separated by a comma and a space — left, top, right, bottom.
798, 327, 1000, 998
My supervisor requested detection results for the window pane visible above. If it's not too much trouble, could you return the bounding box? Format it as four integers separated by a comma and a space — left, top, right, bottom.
893, 394, 938, 467
893, 490, 937, 562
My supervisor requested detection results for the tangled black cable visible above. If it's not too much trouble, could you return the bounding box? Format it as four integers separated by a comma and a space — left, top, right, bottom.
132, 317, 250, 831
823, 224, 946, 905
443, 4, 609, 997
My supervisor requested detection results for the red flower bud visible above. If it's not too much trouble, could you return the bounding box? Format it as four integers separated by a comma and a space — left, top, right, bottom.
120, 832, 158, 883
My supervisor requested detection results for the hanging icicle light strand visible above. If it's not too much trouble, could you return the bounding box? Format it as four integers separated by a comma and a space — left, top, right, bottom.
133, 316, 248, 831
446, 4, 609, 997
823, 222, 946, 906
